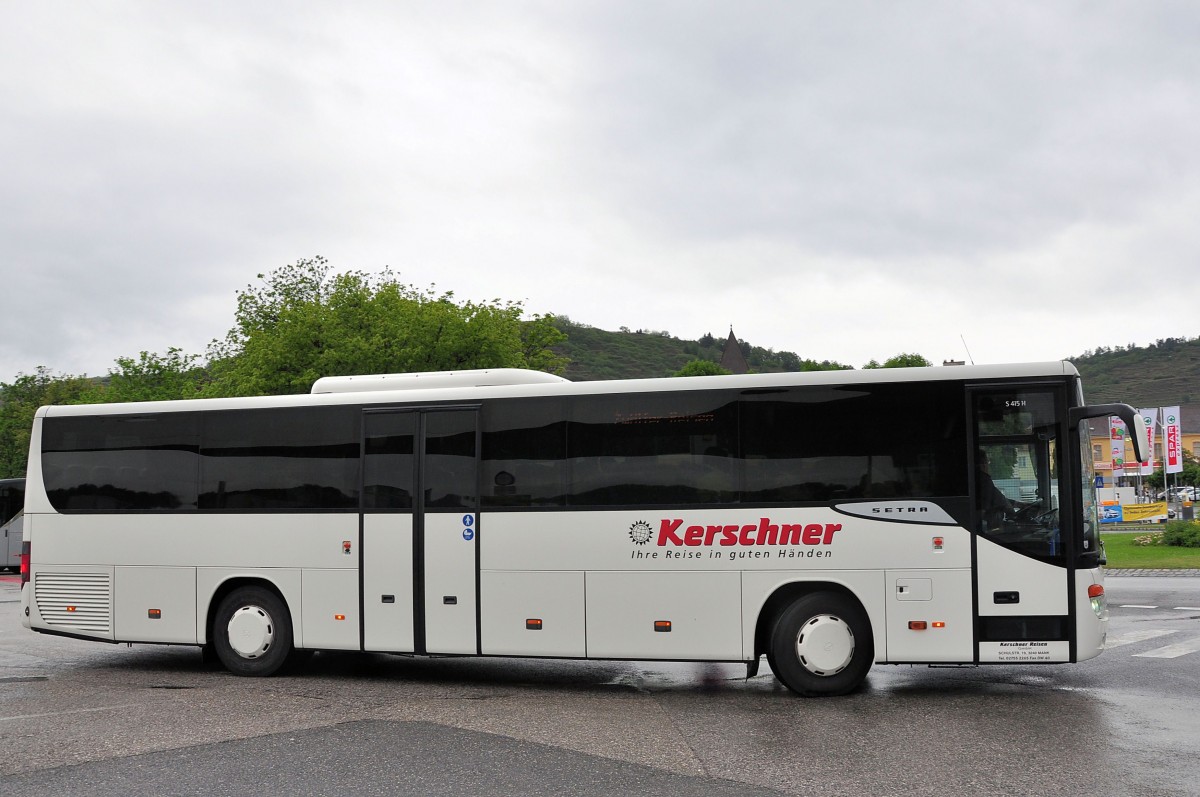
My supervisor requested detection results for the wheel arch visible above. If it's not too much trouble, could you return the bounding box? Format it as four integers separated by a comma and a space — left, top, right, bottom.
752, 579, 878, 662
200, 575, 299, 648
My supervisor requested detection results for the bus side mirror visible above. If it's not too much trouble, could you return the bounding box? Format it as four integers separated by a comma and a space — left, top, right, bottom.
1069, 403, 1148, 463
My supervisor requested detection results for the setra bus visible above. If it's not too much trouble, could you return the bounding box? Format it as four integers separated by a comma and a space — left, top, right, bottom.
19, 364, 1147, 696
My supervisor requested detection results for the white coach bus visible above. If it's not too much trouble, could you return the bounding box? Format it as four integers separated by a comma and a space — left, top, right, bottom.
20, 364, 1147, 696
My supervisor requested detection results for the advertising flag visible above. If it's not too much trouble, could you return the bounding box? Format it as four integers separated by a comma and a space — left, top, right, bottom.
1138, 408, 1158, 476
1164, 405, 1183, 474
1110, 416, 1127, 477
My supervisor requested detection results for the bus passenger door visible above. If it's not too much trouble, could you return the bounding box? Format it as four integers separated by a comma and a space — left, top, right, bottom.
971, 388, 1071, 663
361, 408, 479, 655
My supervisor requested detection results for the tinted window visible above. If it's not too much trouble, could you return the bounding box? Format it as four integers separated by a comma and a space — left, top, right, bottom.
566, 391, 739, 506
481, 399, 566, 507
363, 411, 416, 510
199, 407, 359, 510
741, 383, 967, 502
423, 411, 477, 510
42, 414, 200, 511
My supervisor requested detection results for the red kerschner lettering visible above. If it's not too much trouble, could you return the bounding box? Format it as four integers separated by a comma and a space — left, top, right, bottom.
656, 518, 841, 547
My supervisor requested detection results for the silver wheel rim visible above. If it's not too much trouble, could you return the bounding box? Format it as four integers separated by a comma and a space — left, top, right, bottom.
794, 614, 854, 676
227, 605, 275, 659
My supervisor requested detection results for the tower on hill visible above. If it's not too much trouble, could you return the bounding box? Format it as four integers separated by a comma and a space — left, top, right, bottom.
719, 329, 749, 375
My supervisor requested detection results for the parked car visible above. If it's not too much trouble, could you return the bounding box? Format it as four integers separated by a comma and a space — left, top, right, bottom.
1157, 486, 1199, 502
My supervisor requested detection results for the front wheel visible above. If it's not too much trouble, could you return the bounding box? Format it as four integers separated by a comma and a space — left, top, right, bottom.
213, 586, 294, 677
768, 592, 874, 697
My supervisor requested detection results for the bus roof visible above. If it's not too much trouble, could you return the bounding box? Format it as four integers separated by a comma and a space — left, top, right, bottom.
37, 361, 1081, 418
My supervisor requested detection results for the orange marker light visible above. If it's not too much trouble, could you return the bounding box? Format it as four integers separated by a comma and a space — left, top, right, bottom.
654, 620, 672, 632
148, 609, 162, 620
526, 619, 543, 630
334, 614, 346, 621
932, 621, 946, 629
67, 606, 77, 613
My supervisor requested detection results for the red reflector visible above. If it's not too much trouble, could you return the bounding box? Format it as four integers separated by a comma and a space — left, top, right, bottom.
908, 621, 927, 630
654, 621, 672, 632
148, 609, 162, 619
19, 541, 30, 587
1088, 584, 1104, 599
932, 537, 944, 550
526, 619, 543, 630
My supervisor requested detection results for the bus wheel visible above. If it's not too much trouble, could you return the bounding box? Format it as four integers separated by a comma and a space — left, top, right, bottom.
213, 586, 293, 677
769, 592, 873, 697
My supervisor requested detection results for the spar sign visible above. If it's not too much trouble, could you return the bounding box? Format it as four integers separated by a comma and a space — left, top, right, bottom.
1164, 405, 1182, 474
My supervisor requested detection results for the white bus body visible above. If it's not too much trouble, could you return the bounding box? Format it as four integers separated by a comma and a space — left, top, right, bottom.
19, 364, 1144, 695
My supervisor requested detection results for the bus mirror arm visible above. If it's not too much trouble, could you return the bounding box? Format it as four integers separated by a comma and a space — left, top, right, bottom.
1069, 403, 1149, 463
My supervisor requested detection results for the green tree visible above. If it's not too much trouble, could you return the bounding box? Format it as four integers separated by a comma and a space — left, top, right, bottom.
104, 347, 208, 403
672, 360, 731, 377
863, 353, 933, 369
0, 368, 99, 477
206, 257, 568, 396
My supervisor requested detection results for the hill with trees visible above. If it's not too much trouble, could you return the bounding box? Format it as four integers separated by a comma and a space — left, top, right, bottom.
1068, 337, 1200, 407
551, 318, 851, 381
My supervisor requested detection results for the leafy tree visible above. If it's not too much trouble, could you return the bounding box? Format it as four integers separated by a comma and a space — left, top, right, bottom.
0, 368, 99, 477
104, 348, 208, 403
863, 353, 933, 369
673, 360, 731, 377
206, 257, 568, 396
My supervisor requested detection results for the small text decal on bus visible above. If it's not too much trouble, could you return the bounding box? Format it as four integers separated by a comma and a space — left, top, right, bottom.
653, 518, 841, 548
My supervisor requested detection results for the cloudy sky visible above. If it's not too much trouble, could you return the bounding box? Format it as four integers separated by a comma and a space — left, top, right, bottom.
3, 2, 1197, 381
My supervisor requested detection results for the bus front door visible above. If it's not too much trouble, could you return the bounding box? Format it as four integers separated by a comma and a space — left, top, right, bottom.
971, 388, 1071, 663
361, 408, 480, 655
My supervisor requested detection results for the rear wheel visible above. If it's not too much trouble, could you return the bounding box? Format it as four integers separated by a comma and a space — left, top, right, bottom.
213, 586, 293, 677
769, 592, 873, 697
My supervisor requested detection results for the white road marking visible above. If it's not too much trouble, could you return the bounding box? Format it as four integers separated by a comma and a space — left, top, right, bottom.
1105, 629, 1178, 648
1173, 607, 1200, 612
1134, 637, 1200, 659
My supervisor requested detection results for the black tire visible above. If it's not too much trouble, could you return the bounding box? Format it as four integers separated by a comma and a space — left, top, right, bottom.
213, 586, 293, 677
769, 592, 873, 697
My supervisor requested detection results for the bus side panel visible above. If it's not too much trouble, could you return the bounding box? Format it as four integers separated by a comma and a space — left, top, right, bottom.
884, 568, 974, 662
479, 570, 585, 657
302, 568, 360, 650
585, 570, 742, 660
115, 566, 197, 644
741, 571, 885, 662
